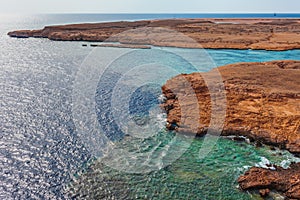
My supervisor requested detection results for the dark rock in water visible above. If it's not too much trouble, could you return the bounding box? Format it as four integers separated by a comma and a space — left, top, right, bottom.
232, 136, 248, 142
259, 188, 270, 197
255, 141, 263, 148
9, 33, 29, 38
270, 146, 276, 151
82, 44, 88, 47
90, 43, 151, 49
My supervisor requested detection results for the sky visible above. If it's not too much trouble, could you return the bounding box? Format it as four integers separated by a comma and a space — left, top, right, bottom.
0, 0, 299, 14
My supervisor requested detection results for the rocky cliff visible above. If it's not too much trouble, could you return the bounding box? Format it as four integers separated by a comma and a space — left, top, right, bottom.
238, 163, 300, 199
8, 19, 300, 50
161, 60, 300, 199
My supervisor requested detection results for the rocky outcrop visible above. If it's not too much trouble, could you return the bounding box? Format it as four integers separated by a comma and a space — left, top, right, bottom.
161, 60, 300, 198
8, 19, 300, 50
238, 163, 300, 199
89, 43, 151, 49
161, 60, 300, 154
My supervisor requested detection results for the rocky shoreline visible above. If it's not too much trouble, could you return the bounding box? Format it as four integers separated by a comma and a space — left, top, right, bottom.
8, 18, 300, 50
9, 19, 300, 198
238, 163, 300, 199
161, 60, 300, 199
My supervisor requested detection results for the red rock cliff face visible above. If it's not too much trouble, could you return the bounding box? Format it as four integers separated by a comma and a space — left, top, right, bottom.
161, 60, 300, 154
8, 19, 300, 50
238, 163, 300, 199
161, 60, 300, 199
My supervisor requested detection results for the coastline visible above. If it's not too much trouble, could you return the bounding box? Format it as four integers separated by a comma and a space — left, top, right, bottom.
161, 60, 300, 199
8, 18, 300, 51
162, 60, 300, 154
7, 17, 300, 199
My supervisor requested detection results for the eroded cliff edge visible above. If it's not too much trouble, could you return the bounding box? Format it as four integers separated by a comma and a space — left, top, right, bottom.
8, 19, 300, 50
238, 163, 300, 199
161, 60, 300, 199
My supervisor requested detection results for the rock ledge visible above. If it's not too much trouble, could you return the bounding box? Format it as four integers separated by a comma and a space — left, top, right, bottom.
161, 60, 300, 199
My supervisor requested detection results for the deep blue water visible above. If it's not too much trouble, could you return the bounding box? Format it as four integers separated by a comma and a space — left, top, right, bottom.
2, 13, 300, 28
0, 14, 300, 199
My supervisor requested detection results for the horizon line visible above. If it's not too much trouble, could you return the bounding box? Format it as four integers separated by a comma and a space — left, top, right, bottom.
2, 12, 300, 15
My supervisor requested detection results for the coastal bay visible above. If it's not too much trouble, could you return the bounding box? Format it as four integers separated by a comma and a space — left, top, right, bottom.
5, 16, 300, 199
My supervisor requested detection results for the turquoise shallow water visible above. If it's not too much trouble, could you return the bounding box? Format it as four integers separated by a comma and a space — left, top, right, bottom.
0, 14, 300, 199
69, 132, 299, 199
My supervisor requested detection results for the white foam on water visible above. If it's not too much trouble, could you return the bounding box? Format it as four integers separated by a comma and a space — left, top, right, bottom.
158, 94, 166, 103
266, 148, 300, 169
255, 157, 276, 170
280, 157, 300, 169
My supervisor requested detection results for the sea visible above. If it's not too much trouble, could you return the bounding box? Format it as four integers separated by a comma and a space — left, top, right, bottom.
1, 13, 300, 200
